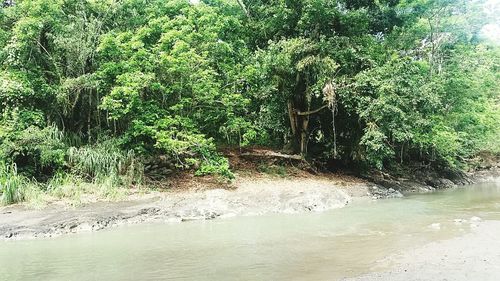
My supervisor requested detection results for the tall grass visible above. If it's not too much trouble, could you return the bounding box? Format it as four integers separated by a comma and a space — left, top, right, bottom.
0, 163, 25, 205
67, 140, 143, 187
1, 137, 145, 206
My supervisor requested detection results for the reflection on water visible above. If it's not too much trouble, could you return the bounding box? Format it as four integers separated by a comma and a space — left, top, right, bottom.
1, 181, 499, 281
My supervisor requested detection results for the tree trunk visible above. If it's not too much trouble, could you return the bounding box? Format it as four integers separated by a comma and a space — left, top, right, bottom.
286, 74, 322, 157
300, 116, 309, 156
285, 72, 330, 157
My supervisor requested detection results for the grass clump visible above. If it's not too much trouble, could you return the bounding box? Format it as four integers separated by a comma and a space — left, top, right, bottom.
67, 139, 143, 187
0, 163, 26, 205
0, 137, 144, 207
46, 172, 126, 206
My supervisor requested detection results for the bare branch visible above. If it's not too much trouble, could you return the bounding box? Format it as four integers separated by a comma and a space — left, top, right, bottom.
296, 104, 328, 116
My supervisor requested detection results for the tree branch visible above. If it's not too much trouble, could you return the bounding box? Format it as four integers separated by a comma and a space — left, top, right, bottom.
296, 104, 328, 116
236, 0, 250, 18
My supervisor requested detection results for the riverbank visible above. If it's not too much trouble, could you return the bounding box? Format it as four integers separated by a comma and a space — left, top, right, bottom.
0, 172, 375, 240
2, 180, 499, 281
1, 156, 498, 241
349, 220, 500, 281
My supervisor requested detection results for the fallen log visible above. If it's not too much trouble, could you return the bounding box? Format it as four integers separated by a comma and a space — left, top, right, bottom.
240, 151, 303, 160
240, 150, 318, 175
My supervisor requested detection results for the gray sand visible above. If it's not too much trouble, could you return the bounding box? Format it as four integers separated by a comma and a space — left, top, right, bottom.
349, 220, 500, 281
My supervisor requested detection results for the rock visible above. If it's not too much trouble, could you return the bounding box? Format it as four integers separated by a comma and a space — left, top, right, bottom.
369, 185, 403, 199
204, 211, 220, 220
138, 207, 161, 216
426, 178, 456, 189
68, 222, 78, 230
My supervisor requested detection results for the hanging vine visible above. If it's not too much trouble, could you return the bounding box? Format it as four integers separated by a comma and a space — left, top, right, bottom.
323, 81, 338, 159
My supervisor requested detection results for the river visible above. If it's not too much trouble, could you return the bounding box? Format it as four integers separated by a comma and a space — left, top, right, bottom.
1, 181, 499, 280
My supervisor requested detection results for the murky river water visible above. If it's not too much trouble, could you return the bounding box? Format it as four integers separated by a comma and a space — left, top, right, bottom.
1, 181, 499, 280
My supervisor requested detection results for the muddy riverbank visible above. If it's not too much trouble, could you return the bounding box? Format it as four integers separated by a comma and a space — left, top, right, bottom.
0, 174, 376, 240
1, 162, 498, 241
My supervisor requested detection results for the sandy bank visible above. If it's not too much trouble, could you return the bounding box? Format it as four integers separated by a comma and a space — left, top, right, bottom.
348, 220, 500, 281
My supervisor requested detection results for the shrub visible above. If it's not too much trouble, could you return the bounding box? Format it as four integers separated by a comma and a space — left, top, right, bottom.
154, 116, 234, 179
195, 155, 234, 180
0, 119, 67, 178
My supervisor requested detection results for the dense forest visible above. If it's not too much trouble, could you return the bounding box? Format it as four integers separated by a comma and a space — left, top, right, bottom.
0, 0, 498, 204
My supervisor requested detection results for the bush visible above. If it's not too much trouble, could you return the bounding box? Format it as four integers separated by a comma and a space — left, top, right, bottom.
0, 118, 67, 178
154, 116, 234, 179
195, 155, 234, 180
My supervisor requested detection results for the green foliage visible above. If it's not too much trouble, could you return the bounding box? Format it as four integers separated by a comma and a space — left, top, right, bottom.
93, 1, 254, 176
0, 71, 36, 107
0, 0, 497, 200
359, 123, 395, 170
0, 115, 67, 177
154, 116, 234, 178
195, 155, 234, 180
349, 44, 499, 168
